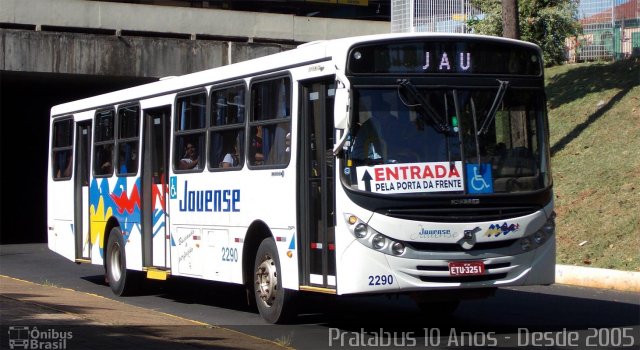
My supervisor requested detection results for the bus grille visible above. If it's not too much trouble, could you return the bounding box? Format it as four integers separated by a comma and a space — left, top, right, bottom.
419, 273, 508, 283
384, 206, 539, 223
406, 239, 517, 252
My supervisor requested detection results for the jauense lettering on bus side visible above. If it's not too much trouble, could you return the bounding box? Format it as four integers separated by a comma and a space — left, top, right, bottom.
356, 161, 464, 194
173, 179, 240, 212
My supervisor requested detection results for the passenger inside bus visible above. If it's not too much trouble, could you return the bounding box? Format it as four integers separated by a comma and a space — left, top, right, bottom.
118, 145, 138, 175
250, 126, 264, 165
101, 160, 113, 174
96, 146, 113, 175
179, 143, 199, 170
220, 143, 239, 168
55, 150, 73, 178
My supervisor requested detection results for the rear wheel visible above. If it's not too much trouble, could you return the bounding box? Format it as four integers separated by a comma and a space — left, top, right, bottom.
106, 227, 139, 296
253, 238, 298, 323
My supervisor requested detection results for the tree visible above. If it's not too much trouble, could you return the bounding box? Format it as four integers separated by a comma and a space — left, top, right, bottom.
502, 0, 520, 39
468, 0, 581, 66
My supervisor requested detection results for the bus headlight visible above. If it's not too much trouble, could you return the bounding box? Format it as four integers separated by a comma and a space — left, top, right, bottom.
372, 234, 386, 250
543, 221, 555, 236
533, 231, 545, 244
520, 238, 532, 251
544, 211, 556, 235
391, 242, 405, 255
354, 223, 368, 238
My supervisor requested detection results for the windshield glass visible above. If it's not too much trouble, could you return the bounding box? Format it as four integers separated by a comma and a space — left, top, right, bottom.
342, 87, 551, 195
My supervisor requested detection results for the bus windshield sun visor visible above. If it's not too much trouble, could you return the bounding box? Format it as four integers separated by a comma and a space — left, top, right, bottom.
397, 79, 450, 134
477, 79, 510, 135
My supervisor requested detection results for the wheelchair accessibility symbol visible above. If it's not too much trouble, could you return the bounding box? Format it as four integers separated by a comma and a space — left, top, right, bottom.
466, 163, 493, 194
169, 176, 177, 199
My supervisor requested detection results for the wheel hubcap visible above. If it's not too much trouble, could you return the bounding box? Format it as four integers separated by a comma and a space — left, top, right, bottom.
255, 255, 278, 307
110, 243, 122, 282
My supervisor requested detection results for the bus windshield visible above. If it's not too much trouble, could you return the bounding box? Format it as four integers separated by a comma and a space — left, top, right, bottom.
343, 86, 551, 195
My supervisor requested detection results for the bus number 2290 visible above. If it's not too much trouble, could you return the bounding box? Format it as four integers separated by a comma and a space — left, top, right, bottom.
368, 275, 394, 286
222, 247, 238, 262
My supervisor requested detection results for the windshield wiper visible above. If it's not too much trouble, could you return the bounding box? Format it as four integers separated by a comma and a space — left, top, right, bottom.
477, 79, 510, 135
397, 79, 450, 133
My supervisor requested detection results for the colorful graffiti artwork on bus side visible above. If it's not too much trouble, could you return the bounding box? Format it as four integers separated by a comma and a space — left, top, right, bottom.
88, 177, 167, 258
89, 178, 139, 258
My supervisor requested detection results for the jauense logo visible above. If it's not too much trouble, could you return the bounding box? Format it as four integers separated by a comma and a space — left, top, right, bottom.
410, 226, 455, 240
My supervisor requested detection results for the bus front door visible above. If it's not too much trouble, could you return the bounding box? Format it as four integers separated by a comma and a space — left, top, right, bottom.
74, 121, 92, 261
141, 106, 171, 272
299, 78, 336, 291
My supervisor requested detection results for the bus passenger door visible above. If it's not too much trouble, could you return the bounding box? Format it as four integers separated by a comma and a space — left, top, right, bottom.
299, 78, 337, 290
141, 106, 171, 270
74, 121, 92, 261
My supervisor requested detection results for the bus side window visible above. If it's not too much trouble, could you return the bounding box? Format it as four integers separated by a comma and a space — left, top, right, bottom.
54, 150, 73, 179
175, 92, 206, 171
265, 124, 291, 165
116, 105, 140, 176
94, 144, 114, 176
52, 118, 74, 180
94, 109, 115, 177
249, 77, 291, 167
209, 84, 245, 170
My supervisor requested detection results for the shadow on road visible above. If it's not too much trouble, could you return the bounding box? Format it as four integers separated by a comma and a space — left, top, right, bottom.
80, 273, 639, 333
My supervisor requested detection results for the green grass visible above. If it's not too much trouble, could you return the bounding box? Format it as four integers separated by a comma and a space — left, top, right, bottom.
545, 57, 640, 271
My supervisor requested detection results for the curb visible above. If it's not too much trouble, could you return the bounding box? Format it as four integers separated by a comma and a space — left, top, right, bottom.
555, 264, 640, 292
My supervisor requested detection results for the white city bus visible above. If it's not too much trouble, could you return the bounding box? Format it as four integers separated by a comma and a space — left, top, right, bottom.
48, 33, 555, 324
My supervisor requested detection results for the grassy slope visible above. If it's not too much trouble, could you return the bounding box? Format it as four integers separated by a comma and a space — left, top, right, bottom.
545, 58, 640, 271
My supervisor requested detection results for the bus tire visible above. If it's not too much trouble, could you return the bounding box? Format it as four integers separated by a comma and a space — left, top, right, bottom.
253, 238, 297, 324
106, 227, 139, 296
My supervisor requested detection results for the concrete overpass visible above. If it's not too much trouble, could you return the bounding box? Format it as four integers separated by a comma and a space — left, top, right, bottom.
0, 0, 389, 244
0, 0, 389, 77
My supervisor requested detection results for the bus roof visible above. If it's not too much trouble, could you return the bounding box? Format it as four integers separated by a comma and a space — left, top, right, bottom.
50, 32, 541, 117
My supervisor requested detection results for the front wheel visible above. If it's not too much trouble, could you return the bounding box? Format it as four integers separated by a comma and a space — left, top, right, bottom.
253, 238, 298, 324
105, 227, 140, 296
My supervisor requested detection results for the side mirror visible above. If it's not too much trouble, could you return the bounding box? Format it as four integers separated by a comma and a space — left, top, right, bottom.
334, 87, 349, 130
332, 71, 351, 155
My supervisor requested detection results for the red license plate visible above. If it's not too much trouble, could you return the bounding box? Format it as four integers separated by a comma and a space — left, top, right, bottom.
448, 261, 485, 276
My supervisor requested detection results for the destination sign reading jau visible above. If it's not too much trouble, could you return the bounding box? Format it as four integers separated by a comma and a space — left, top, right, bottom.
347, 39, 542, 76
423, 51, 471, 72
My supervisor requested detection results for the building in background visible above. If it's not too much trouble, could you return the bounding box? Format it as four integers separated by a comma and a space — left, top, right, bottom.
568, 0, 639, 61
390, 0, 480, 33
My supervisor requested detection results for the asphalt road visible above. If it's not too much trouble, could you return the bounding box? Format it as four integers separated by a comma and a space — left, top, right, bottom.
1, 243, 639, 349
